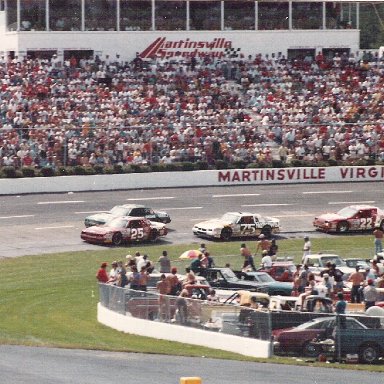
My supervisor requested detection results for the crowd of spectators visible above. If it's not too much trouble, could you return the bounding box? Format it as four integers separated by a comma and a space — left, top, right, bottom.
1, 49, 384, 172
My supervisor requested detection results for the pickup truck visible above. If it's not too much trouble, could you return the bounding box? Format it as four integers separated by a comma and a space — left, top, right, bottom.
335, 326, 384, 363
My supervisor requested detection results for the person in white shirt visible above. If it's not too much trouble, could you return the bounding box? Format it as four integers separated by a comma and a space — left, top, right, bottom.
261, 250, 273, 268
302, 236, 312, 263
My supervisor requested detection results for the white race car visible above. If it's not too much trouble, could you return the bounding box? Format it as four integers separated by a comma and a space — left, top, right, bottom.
192, 212, 280, 241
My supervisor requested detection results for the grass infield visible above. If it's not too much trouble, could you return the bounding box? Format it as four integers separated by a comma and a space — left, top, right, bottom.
0, 235, 383, 371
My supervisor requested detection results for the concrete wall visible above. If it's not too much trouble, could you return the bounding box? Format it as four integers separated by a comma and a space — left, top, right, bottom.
97, 303, 271, 358
1, 165, 383, 195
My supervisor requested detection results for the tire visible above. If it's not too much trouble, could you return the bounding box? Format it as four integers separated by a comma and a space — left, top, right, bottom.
302, 341, 321, 357
359, 344, 380, 364
112, 232, 123, 246
261, 225, 272, 238
337, 221, 349, 233
220, 227, 232, 241
149, 229, 158, 242
379, 220, 384, 232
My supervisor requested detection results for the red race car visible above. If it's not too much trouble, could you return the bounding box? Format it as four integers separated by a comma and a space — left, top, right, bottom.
80, 216, 167, 246
313, 205, 384, 233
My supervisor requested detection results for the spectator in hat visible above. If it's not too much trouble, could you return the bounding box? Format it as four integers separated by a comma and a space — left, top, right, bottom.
261, 250, 273, 268
107, 261, 118, 284
96, 262, 109, 283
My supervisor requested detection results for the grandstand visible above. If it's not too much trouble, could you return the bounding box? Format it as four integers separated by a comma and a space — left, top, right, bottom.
0, 1, 379, 63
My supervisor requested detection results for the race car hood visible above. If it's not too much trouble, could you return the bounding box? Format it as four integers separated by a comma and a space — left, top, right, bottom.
315, 213, 343, 222
82, 225, 111, 235
194, 219, 231, 229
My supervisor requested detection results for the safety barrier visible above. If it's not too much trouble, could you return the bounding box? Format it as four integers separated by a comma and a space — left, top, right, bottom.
1, 165, 384, 195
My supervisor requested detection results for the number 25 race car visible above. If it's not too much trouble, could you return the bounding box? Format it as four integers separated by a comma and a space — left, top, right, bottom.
313, 205, 384, 233
80, 216, 167, 246
192, 211, 280, 241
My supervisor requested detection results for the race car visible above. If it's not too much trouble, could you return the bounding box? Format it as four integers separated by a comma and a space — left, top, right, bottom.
81, 216, 167, 245
84, 204, 171, 227
192, 212, 280, 241
313, 204, 384, 233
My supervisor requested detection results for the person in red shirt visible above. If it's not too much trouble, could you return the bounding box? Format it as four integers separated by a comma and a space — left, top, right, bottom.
96, 262, 109, 283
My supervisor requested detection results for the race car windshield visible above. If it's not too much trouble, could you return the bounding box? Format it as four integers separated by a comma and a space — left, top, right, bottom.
336, 206, 358, 218
221, 268, 238, 281
110, 206, 130, 216
320, 256, 345, 267
108, 218, 128, 228
220, 213, 239, 223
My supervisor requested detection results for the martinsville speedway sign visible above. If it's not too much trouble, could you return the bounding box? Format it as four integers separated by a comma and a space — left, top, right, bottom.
217, 166, 384, 184
0, 165, 383, 195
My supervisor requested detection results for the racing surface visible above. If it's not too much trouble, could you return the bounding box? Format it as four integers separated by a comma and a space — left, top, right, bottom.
0, 181, 383, 258
0, 345, 381, 384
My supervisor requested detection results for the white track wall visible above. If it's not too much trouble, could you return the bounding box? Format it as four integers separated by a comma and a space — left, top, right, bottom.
98, 303, 271, 358
0, 165, 383, 195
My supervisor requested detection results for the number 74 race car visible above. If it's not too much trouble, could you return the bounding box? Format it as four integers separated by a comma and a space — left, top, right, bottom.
80, 216, 167, 246
192, 212, 280, 241
313, 205, 384, 233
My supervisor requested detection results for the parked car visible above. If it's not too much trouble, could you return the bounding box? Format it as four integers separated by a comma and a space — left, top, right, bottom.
313, 205, 384, 233
84, 204, 171, 227
234, 271, 294, 296
343, 258, 371, 270
303, 253, 355, 277
80, 216, 167, 245
192, 212, 280, 241
274, 316, 368, 357
203, 267, 270, 292
257, 262, 296, 282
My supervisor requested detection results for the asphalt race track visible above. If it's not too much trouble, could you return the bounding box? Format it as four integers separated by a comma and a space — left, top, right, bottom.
0, 345, 381, 384
0, 181, 382, 258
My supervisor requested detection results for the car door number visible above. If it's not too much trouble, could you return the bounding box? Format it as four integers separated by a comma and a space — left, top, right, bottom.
360, 218, 372, 229
131, 228, 144, 239
240, 224, 256, 233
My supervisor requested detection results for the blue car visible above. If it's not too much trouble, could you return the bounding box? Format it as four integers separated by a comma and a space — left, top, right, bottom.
237, 271, 294, 296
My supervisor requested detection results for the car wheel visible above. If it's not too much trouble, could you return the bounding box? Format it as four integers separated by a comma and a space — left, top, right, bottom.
261, 225, 272, 238
220, 227, 232, 241
302, 341, 320, 357
149, 229, 158, 242
359, 343, 380, 364
337, 221, 349, 233
112, 232, 123, 246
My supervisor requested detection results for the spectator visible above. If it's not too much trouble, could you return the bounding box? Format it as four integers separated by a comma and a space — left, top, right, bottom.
107, 260, 118, 285
302, 236, 312, 263
335, 292, 347, 329
174, 289, 189, 324
348, 266, 365, 303
373, 226, 384, 255
268, 239, 278, 260
190, 254, 203, 275
363, 278, 377, 310
166, 267, 181, 295
157, 273, 171, 321
138, 266, 149, 291
158, 250, 171, 273
96, 262, 109, 283
255, 234, 271, 255
129, 265, 141, 290
261, 250, 273, 268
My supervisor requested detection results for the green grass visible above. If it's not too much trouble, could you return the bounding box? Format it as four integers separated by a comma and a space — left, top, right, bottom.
0, 235, 383, 371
